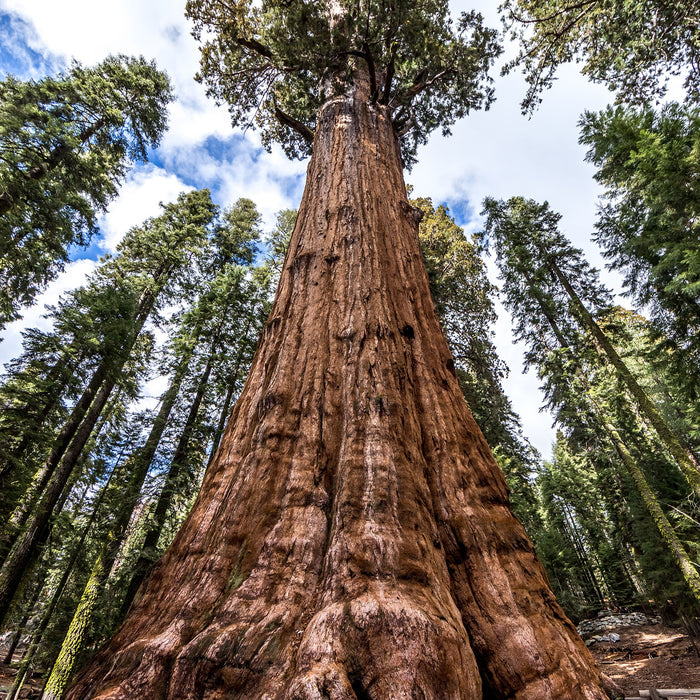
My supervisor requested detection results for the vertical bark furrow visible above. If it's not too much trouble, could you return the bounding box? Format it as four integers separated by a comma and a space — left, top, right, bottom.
68, 96, 610, 700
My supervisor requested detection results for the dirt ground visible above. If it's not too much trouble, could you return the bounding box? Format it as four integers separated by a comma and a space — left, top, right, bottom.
0, 644, 42, 699
1, 623, 699, 697
587, 623, 700, 696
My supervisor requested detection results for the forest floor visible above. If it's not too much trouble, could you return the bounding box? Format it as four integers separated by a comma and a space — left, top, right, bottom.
1, 622, 699, 697
0, 642, 42, 699
587, 622, 700, 696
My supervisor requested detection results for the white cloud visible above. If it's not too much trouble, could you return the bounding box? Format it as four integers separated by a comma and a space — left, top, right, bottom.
156, 132, 306, 230
0, 0, 234, 153
99, 164, 193, 252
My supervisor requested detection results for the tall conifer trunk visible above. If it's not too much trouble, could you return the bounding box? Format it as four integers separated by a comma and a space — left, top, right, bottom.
68, 93, 612, 699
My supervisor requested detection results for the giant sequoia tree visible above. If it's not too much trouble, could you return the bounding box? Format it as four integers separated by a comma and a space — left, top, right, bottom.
69, 2, 614, 698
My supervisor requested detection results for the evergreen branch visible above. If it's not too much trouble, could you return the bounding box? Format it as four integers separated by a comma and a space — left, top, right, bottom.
0, 118, 107, 217
390, 66, 452, 110
507, 0, 598, 26
274, 107, 314, 144
237, 37, 274, 60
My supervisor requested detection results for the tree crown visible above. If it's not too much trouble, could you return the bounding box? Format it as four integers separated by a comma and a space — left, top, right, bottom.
479, 196, 613, 367
0, 54, 173, 329
579, 102, 700, 398
500, 0, 700, 114
185, 0, 501, 164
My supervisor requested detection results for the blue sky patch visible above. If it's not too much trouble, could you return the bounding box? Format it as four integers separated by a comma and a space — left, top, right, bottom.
0, 11, 61, 79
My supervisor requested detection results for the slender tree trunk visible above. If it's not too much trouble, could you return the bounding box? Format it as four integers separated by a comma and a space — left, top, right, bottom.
0, 375, 118, 626
120, 352, 215, 618
41, 543, 114, 700
68, 93, 612, 699
549, 259, 700, 498
3, 622, 23, 664
0, 365, 109, 564
532, 292, 700, 606
0, 348, 83, 486
599, 412, 700, 602
40, 343, 202, 697
2, 286, 156, 560
5, 466, 114, 700
560, 502, 605, 607
0, 285, 162, 623
206, 379, 235, 469
206, 319, 255, 470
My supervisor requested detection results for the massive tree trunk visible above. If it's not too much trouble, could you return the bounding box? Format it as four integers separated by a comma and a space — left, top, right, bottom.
68, 94, 612, 699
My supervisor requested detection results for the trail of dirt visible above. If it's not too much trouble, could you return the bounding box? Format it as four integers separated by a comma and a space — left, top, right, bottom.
0, 645, 41, 698
587, 623, 700, 696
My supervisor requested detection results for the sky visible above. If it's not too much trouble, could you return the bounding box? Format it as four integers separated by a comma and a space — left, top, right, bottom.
0, 0, 622, 459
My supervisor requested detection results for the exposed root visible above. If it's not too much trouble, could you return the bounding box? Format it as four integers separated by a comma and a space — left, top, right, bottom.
289, 592, 482, 699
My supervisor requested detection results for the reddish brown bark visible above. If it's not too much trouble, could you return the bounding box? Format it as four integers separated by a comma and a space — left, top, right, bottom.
68, 94, 612, 699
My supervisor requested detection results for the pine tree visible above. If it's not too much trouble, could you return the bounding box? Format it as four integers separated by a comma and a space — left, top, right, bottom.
68, 2, 615, 698
536, 435, 645, 619
547, 332, 700, 611
0, 55, 173, 327
579, 103, 700, 400
4, 436, 125, 700
0, 284, 145, 524
120, 266, 271, 617
0, 190, 214, 626
480, 197, 700, 606
0, 328, 85, 514
481, 196, 700, 498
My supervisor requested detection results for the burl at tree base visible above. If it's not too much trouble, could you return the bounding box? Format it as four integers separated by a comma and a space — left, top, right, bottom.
67, 84, 618, 699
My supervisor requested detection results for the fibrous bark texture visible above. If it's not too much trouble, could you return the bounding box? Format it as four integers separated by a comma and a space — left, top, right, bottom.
68, 95, 611, 699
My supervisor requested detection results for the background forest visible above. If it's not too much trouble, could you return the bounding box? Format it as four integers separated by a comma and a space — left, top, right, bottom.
0, 0, 699, 698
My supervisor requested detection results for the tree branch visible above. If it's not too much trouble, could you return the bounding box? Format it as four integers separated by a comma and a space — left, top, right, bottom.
389, 66, 451, 111
379, 44, 397, 105
274, 107, 315, 144
507, 0, 598, 26
237, 37, 274, 60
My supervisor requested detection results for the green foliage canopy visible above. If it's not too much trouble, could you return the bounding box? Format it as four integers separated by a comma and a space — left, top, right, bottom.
479, 196, 613, 369
500, 0, 700, 114
185, 0, 501, 164
0, 55, 173, 328
580, 103, 700, 397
